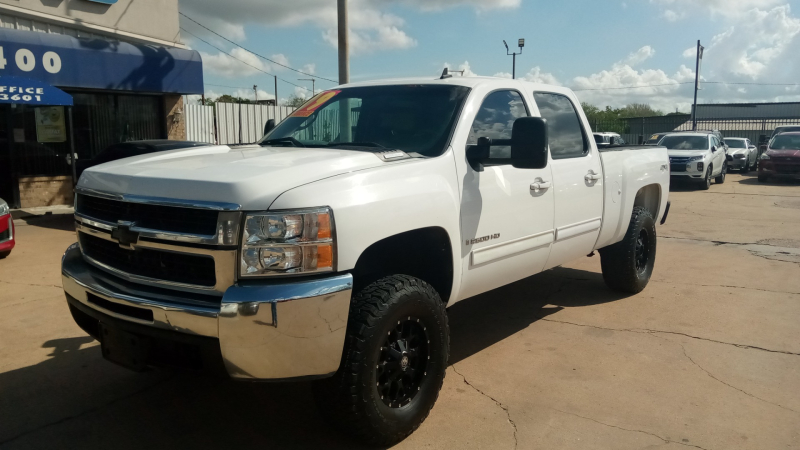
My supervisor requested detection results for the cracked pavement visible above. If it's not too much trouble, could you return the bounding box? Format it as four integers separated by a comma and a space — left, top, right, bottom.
1, 173, 799, 449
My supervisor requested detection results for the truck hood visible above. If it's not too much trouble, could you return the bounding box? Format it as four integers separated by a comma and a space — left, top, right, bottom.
667, 150, 709, 158
78, 145, 386, 210
766, 149, 800, 158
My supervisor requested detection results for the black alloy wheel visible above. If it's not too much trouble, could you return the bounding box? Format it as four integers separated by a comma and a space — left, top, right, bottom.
635, 229, 650, 275
378, 317, 429, 408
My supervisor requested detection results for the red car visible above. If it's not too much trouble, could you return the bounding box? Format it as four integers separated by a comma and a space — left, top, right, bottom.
759, 132, 800, 183
0, 197, 14, 259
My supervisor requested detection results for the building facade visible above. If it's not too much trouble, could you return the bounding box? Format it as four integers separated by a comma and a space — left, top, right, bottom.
0, 0, 203, 208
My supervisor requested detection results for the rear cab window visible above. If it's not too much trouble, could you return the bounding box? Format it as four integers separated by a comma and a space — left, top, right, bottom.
532, 92, 589, 159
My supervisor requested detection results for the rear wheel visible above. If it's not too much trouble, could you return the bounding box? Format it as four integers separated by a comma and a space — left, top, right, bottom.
715, 161, 727, 184
600, 206, 657, 294
758, 174, 769, 183
314, 275, 449, 446
0, 250, 9, 259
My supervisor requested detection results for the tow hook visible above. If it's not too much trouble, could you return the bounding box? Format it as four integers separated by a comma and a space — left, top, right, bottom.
587, 251, 595, 257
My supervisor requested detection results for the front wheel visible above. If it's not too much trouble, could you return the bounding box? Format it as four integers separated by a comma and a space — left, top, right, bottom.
314, 275, 449, 446
741, 159, 750, 174
715, 161, 727, 184
699, 166, 712, 190
599, 206, 657, 294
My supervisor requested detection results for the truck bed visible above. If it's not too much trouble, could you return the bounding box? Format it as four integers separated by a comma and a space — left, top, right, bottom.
595, 145, 670, 249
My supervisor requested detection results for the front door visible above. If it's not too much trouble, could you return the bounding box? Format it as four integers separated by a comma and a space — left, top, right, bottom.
532, 92, 604, 270
458, 89, 555, 300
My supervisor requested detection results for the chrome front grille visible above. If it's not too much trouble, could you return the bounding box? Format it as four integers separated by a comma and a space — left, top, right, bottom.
74, 189, 241, 295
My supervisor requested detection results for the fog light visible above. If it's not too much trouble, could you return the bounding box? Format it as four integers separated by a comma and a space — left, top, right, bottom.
697, 162, 704, 172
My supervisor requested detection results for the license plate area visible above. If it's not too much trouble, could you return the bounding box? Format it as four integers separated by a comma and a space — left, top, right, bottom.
100, 323, 151, 371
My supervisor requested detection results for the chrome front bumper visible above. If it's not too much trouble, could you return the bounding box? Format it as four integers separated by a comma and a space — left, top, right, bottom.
61, 244, 353, 380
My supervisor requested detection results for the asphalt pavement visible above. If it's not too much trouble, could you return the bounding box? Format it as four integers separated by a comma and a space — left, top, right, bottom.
1, 172, 798, 449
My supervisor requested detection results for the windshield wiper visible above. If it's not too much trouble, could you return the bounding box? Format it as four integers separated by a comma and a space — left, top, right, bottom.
325, 142, 387, 149
260, 137, 305, 147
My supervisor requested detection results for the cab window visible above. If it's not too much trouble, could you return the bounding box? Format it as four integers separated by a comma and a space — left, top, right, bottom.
467, 90, 528, 159
533, 92, 588, 159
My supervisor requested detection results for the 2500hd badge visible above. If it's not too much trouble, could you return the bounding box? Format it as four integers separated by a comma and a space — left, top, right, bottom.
466, 233, 500, 246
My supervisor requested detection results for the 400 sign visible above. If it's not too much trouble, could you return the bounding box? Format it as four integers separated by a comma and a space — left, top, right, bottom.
0, 46, 62, 75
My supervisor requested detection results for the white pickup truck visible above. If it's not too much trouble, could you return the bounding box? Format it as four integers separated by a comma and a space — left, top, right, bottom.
62, 76, 670, 445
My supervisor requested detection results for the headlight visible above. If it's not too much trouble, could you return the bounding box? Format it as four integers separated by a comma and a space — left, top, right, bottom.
687, 156, 704, 162
0, 200, 8, 216
760, 153, 771, 160
240, 207, 335, 277
734, 153, 746, 159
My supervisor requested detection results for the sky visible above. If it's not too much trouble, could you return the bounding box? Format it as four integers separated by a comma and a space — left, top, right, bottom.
178, 0, 800, 112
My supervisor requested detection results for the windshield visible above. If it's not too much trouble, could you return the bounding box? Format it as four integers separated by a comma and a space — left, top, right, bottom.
260, 85, 471, 156
660, 135, 709, 150
771, 126, 800, 137
725, 139, 746, 148
770, 134, 800, 150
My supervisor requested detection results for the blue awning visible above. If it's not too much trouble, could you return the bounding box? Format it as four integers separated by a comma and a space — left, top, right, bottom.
0, 28, 203, 95
0, 76, 73, 106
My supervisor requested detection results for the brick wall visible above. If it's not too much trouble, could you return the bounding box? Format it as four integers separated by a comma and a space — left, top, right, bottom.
18, 176, 73, 208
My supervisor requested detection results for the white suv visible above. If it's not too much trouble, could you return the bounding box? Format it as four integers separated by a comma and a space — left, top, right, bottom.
662, 132, 728, 189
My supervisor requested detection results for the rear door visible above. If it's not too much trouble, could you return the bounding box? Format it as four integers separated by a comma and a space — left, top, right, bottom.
532, 92, 604, 270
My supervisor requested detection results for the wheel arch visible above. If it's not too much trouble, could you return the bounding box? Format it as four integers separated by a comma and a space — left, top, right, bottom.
633, 184, 662, 219
351, 227, 454, 304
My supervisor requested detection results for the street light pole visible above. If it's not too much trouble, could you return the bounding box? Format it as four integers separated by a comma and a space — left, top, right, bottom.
504, 38, 525, 79
691, 40, 704, 131
299, 78, 316, 96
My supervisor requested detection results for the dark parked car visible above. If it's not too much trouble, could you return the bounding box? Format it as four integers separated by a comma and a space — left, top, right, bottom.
758, 132, 800, 182
75, 140, 208, 179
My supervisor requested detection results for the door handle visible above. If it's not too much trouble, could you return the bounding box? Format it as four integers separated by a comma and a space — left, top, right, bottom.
585, 171, 602, 182
530, 180, 552, 192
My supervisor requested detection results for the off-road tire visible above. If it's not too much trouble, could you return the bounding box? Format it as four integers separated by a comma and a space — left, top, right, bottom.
699, 166, 712, 190
0, 250, 9, 259
758, 174, 769, 183
313, 275, 449, 446
715, 161, 727, 184
599, 206, 657, 294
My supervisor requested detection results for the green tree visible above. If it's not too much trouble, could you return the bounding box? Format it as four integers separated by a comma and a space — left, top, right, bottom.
285, 95, 308, 108
618, 103, 664, 118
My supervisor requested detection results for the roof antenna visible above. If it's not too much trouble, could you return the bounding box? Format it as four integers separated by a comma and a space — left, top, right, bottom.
440, 68, 452, 80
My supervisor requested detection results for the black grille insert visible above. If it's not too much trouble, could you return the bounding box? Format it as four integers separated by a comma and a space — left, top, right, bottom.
80, 233, 216, 287
76, 194, 219, 236
0, 228, 9, 242
87, 293, 154, 322
670, 164, 686, 173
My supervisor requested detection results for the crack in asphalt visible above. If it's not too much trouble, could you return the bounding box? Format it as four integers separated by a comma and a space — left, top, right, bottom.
451, 365, 518, 449
677, 343, 799, 415
551, 408, 711, 450
661, 236, 800, 266
0, 375, 174, 447
0, 279, 62, 290
650, 279, 800, 296
536, 318, 800, 356
684, 190, 800, 199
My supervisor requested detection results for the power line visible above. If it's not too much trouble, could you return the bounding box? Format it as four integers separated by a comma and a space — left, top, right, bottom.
180, 12, 336, 84
206, 83, 252, 90
573, 82, 693, 92
180, 27, 311, 93
704, 81, 800, 86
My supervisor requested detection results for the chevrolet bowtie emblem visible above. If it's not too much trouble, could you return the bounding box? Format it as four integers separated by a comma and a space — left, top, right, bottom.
111, 221, 139, 248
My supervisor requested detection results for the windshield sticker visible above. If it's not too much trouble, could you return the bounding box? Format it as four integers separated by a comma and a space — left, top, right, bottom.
291, 90, 341, 118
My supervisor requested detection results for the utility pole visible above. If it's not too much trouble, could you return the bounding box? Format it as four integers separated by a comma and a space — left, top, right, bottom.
337, 0, 349, 85
503, 39, 525, 79
337, 0, 351, 141
274, 76, 278, 118
299, 78, 316, 96
692, 40, 704, 131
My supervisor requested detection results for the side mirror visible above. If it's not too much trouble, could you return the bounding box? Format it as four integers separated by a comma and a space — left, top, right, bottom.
264, 119, 276, 136
511, 117, 548, 169
711, 146, 717, 153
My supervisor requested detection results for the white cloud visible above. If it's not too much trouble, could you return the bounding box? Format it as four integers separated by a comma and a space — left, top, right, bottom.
623, 46, 656, 66
661, 9, 684, 21
521, 67, 561, 85
181, 0, 519, 55
648, 0, 784, 19
270, 53, 290, 69
443, 61, 478, 77
302, 63, 316, 75
201, 48, 267, 78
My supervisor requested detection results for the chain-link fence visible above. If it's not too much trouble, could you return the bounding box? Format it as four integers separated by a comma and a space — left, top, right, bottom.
591, 116, 800, 145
